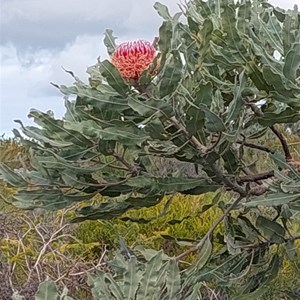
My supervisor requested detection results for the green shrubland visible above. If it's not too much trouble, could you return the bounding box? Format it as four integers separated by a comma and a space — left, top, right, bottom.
1, 0, 300, 299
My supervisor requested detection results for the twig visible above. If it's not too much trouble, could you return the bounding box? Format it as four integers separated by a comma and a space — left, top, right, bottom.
237, 171, 274, 184
270, 126, 292, 161
170, 117, 248, 196
113, 151, 139, 176
175, 195, 245, 261
236, 140, 275, 154
245, 98, 292, 161
210, 163, 246, 196
69, 245, 108, 276
206, 132, 222, 152
169, 116, 208, 153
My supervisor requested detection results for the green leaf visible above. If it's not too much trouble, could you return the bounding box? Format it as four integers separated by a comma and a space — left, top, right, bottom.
65, 120, 149, 146
258, 108, 300, 127
103, 29, 117, 55
225, 71, 247, 124
128, 96, 174, 120
163, 260, 181, 300
28, 109, 93, 147
158, 21, 172, 54
159, 52, 182, 97
187, 238, 212, 275
256, 216, 285, 243
194, 81, 213, 108
72, 195, 164, 222
283, 8, 299, 55
200, 104, 226, 133
88, 272, 114, 299
154, 2, 172, 21
99, 60, 129, 95
0, 163, 27, 187
136, 251, 164, 299
35, 280, 58, 300
270, 153, 300, 180
13, 189, 94, 211
127, 176, 220, 195
103, 273, 124, 300
124, 256, 139, 299
220, 3, 248, 58
237, 0, 251, 35
283, 43, 300, 82
244, 192, 300, 207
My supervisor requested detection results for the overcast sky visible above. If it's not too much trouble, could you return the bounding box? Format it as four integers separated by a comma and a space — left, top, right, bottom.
0, 0, 297, 136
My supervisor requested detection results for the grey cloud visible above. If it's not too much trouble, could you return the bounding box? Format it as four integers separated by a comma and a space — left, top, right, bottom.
0, 0, 179, 49
1, 0, 296, 136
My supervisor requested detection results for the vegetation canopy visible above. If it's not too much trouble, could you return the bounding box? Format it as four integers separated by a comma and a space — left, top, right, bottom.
1, 0, 300, 298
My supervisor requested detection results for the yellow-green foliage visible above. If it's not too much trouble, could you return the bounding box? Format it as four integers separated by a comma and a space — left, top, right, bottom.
75, 193, 225, 258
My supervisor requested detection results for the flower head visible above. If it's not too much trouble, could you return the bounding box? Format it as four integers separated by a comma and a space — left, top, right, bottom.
112, 40, 156, 81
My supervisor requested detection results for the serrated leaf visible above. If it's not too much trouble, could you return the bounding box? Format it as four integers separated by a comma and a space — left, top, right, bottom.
136, 251, 164, 299
237, 0, 251, 35
128, 96, 174, 120
99, 60, 129, 95
104, 273, 123, 300
159, 52, 182, 98
247, 127, 268, 139
88, 273, 114, 299
283, 43, 300, 82
154, 2, 172, 21
158, 21, 172, 54
28, 109, 93, 147
201, 104, 226, 133
162, 260, 181, 300
124, 256, 139, 299
104, 29, 117, 55
258, 108, 300, 127
270, 153, 300, 180
187, 238, 212, 275
13, 189, 94, 211
0, 163, 27, 187
72, 195, 164, 222
256, 216, 285, 243
225, 71, 247, 124
244, 192, 300, 207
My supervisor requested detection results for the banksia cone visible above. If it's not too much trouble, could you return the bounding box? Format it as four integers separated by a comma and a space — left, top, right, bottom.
111, 40, 156, 81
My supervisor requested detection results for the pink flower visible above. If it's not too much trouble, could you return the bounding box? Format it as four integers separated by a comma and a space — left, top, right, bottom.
112, 40, 156, 81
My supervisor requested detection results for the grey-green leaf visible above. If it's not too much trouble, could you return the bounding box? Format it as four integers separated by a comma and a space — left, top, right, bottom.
99, 60, 129, 95
35, 280, 58, 300
104, 29, 117, 55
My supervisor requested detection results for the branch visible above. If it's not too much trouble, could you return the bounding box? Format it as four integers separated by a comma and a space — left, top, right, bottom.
236, 140, 275, 154
113, 151, 140, 176
175, 195, 245, 261
169, 117, 248, 195
270, 126, 292, 161
169, 116, 208, 153
245, 98, 292, 161
237, 171, 274, 184
210, 163, 246, 196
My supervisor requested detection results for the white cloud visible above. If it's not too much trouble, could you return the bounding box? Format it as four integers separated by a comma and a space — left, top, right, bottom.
0, 0, 298, 136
